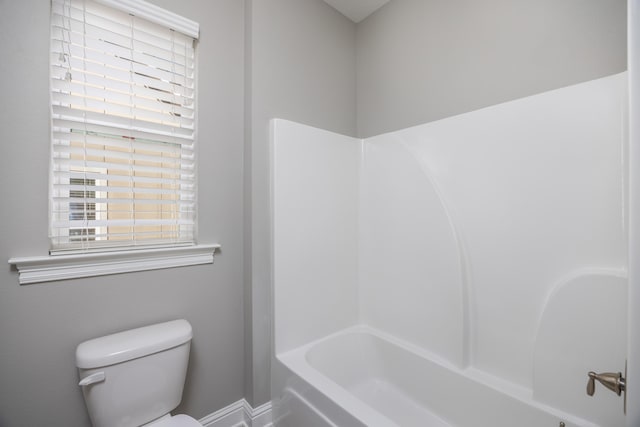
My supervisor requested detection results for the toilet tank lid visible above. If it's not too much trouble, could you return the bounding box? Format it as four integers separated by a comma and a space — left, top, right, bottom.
76, 319, 192, 369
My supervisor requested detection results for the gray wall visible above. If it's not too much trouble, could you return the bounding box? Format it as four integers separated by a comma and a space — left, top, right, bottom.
0, 0, 245, 425
356, 0, 628, 137
245, 0, 357, 406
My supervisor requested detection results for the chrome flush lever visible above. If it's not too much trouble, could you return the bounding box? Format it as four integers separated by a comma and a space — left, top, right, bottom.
586, 371, 625, 396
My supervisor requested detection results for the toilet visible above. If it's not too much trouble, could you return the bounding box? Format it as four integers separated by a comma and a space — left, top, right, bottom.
76, 319, 202, 427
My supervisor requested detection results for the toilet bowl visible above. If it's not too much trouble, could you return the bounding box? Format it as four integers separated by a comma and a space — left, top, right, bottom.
76, 319, 202, 427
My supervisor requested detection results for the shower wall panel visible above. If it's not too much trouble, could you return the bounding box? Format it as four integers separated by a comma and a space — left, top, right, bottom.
272, 120, 361, 354
360, 73, 627, 390
272, 73, 628, 423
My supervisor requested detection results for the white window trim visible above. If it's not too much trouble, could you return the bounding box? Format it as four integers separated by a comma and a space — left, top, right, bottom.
8, 244, 219, 285
95, 0, 199, 39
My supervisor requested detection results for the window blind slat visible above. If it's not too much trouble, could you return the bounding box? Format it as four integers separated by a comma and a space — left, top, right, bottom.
52, 130, 194, 153
52, 143, 192, 166
50, 0, 197, 252
51, 59, 194, 98
51, 45, 194, 92
52, 93, 195, 129
52, 119, 194, 146
52, 207, 196, 217
52, 196, 195, 206
52, 106, 194, 138
50, 233, 195, 246
51, 30, 194, 81
50, 21, 195, 67
55, 183, 195, 195
51, 69, 194, 108
54, 218, 195, 227
53, 170, 195, 186
51, 86, 194, 120
52, 230, 195, 241
52, 159, 194, 177
50, 237, 195, 251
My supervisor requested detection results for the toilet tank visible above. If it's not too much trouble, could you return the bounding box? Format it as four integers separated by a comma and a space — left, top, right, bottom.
76, 319, 193, 427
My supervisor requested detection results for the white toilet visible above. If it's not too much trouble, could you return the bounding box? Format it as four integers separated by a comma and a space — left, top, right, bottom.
76, 319, 202, 427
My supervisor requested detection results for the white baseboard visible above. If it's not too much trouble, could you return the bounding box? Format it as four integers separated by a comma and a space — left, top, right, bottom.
249, 400, 273, 427
199, 399, 272, 427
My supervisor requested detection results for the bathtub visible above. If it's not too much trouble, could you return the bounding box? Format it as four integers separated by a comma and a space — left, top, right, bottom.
275, 326, 598, 427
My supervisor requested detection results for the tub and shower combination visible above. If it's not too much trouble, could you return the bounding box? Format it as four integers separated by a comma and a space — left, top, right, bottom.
270, 73, 629, 427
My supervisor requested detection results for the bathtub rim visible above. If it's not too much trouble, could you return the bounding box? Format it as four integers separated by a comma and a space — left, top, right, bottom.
276, 324, 600, 427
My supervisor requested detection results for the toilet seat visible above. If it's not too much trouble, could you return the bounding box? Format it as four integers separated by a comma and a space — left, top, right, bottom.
147, 414, 202, 427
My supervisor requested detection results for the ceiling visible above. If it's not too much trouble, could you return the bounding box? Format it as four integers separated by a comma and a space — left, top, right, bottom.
322, 0, 390, 23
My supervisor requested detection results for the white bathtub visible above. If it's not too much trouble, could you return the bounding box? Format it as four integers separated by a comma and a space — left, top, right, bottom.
276, 326, 599, 427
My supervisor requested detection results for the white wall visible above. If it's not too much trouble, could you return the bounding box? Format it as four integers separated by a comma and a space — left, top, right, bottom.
627, 1, 640, 426
356, 0, 627, 138
0, 0, 246, 425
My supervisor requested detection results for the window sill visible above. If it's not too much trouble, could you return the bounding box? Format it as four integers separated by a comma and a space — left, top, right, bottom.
8, 244, 220, 285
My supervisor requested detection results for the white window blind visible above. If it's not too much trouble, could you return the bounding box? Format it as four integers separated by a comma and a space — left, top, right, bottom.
50, 0, 198, 253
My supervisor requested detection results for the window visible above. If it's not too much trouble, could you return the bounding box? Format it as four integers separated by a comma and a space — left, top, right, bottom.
49, 0, 199, 253
69, 177, 97, 241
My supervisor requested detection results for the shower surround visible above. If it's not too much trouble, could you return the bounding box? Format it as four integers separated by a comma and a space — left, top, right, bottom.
271, 73, 628, 427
